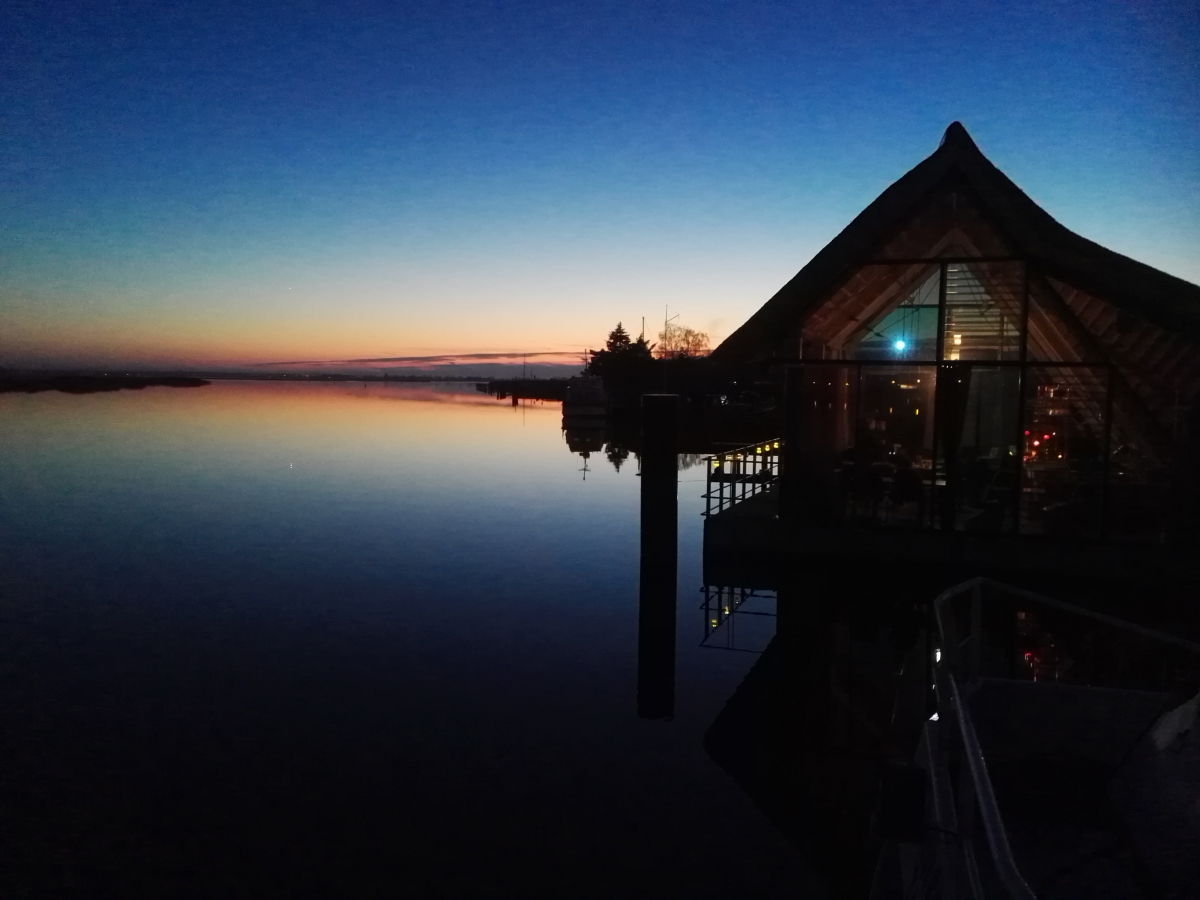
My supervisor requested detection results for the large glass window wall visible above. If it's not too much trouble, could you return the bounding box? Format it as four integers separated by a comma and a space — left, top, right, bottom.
783, 259, 1165, 540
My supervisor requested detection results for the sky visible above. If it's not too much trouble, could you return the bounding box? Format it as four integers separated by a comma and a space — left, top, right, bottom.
3, 0, 1198, 372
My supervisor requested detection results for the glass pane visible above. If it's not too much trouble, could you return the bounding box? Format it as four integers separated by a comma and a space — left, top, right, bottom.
784, 364, 858, 525
1020, 366, 1108, 538
943, 261, 1024, 361
1106, 383, 1171, 542
840, 364, 937, 527
933, 364, 1021, 533
842, 267, 940, 360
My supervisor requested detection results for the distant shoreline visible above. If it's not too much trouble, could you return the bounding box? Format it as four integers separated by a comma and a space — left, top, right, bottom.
0, 375, 211, 394
0, 371, 557, 388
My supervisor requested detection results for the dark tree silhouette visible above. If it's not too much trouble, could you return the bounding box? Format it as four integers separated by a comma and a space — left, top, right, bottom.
605, 322, 633, 353
606, 442, 629, 472
585, 322, 654, 379
583, 322, 658, 405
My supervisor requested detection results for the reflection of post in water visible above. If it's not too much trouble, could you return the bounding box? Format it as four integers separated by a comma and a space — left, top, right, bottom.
638, 394, 678, 719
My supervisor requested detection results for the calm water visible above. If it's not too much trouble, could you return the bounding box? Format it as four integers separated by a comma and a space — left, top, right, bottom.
0, 381, 816, 897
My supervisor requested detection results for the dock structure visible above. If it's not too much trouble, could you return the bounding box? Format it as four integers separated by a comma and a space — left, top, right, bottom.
476, 378, 570, 402
699, 123, 1200, 597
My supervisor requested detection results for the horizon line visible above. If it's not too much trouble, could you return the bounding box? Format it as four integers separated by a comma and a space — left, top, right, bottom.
253, 351, 587, 368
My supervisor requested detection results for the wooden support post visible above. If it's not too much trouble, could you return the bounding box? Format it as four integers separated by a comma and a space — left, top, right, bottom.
638, 394, 678, 719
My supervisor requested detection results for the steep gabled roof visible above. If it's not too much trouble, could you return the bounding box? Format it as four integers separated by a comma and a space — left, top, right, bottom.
712, 122, 1200, 362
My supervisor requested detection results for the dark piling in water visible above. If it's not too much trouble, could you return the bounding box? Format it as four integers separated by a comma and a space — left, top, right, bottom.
637, 394, 678, 719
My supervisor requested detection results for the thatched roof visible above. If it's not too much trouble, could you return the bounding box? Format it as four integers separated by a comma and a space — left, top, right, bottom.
713, 122, 1200, 362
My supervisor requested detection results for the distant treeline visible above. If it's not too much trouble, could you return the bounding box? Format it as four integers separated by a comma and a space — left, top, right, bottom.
0, 371, 522, 388
0, 375, 210, 394
203, 373, 493, 383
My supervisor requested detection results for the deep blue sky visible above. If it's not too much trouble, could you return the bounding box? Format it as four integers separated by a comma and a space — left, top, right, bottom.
3, 0, 1198, 368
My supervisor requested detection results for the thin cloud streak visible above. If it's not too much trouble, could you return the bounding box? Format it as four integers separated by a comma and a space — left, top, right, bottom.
255, 351, 584, 368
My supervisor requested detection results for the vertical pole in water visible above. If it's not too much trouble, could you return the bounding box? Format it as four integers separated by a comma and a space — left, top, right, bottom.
638, 394, 678, 719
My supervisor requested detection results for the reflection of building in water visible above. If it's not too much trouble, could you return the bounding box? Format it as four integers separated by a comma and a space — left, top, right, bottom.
562, 423, 744, 477
562, 423, 604, 456
709, 122, 1200, 547
700, 564, 930, 898
562, 376, 611, 477
562, 419, 605, 479
699, 585, 776, 653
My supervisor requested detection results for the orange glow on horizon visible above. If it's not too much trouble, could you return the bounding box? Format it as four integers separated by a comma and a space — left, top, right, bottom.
1, 291, 729, 371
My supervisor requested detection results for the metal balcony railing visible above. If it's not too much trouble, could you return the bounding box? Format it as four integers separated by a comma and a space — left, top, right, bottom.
702, 438, 782, 517
923, 578, 1200, 899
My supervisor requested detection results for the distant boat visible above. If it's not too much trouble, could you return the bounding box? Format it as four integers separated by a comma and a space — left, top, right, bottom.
562, 376, 608, 421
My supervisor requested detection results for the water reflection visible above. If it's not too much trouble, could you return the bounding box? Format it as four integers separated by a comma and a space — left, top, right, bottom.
700, 586, 777, 652
700, 570, 927, 899
606, 442, 629, 472
561, 417, 710, 475
1, 381, 812, 897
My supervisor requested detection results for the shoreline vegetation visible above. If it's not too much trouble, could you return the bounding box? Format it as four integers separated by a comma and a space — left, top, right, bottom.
0, 375, 211, 394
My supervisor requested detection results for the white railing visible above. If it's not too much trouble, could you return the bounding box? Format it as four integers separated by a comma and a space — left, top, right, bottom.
925, 577, 1200, 899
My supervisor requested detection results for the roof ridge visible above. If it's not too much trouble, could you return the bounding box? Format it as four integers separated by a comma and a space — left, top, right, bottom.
712, 125, 1200, 362
940, 121, 977, 150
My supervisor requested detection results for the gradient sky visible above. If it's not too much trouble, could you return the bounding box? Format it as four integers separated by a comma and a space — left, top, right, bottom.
3, 0, 1198, 370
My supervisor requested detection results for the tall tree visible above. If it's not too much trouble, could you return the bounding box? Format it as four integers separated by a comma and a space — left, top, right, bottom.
605, 322, 633, 353
655, 323, 710, 358
585, 322, 655, 384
